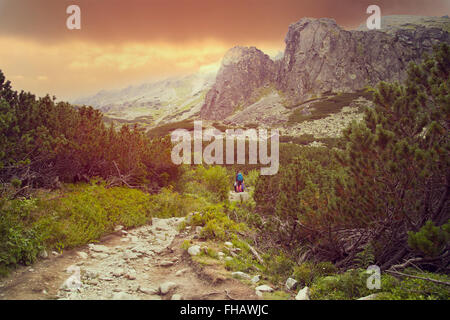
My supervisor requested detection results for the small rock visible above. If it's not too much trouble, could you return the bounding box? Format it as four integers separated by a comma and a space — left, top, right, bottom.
114, 225, 124, 232
159, 282, 178, 295
195, 226, 203, 234
171, 294, 183, 300
111, 292, 139, 300
52, 251, 59, 256
112, 268, 125, 277
84, 270, 98, 279
125, 271, 137, 280
255, 290, 263, 297
89, 244, 109, 253
88, 279, 99, 286
255, 285, 273, 292
39, 250, 49, 259
285, 278, 298, 290
231, 272, 251, 280
251, 275, 260, 284
77, 252, 88, 259
224, 242, 233, 248
218, 252, 225, 258
91, 253, 109, 259
357, 293, 379, 300
99, 277, 114, 281
225, 257, 233, 262
175, 269, 188, 277
138, 286, 159, 295
295, 287, 310, 300
188, 245, 201, 256
159, 260, 174, 267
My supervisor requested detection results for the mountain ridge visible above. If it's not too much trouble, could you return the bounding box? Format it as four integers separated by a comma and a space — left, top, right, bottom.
201, 16, 450, 120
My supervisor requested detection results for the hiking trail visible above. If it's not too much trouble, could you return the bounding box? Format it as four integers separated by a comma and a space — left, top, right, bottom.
0, 216, 259, 300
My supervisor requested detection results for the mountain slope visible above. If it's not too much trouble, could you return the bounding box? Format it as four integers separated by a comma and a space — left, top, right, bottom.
74, 66, 218, 126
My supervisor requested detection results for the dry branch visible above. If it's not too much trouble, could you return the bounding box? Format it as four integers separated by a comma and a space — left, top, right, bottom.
386, 270, 450, 286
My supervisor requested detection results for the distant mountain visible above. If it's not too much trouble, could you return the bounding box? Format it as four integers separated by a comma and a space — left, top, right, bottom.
73, 65, 218, 126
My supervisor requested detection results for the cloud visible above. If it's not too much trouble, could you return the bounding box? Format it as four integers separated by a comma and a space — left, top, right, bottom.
1, 0, 448, 45
0, 0, 448, 99
0, 36, 236, 99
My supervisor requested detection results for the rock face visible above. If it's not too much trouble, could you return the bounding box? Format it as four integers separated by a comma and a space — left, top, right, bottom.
200, 46, 277, 120
200, 17, 450, 120
278, 18, 449, 103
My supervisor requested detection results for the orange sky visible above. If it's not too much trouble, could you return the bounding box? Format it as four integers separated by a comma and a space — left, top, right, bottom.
0, 0, 449, 100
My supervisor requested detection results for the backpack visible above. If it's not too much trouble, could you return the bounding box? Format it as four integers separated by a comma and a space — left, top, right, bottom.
237, 173, 244, 182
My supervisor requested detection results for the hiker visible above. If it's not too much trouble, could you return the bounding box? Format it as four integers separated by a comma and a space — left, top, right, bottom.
234, 171, 245, 193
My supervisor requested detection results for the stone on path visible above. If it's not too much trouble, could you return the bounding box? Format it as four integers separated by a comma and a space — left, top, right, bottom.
159, 282, 178, 295
188, 245, 201, 256
112, 292, 139, 300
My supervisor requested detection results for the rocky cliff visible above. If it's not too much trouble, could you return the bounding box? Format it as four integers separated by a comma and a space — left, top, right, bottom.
200, 46, 277, 120
201, 16, 450, 120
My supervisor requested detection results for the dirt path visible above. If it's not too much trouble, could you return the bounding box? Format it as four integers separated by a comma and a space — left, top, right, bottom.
0, 217, 259, 300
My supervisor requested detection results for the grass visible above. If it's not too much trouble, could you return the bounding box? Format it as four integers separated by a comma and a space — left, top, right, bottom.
0, 182, 205, 275
310, 268, 450, 300
287, 90, 373, 125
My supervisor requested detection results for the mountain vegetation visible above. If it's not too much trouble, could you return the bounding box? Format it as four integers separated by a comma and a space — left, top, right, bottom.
0, 29, 448, 300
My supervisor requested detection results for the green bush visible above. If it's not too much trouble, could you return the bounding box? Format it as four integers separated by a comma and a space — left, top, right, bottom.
263, 252, 295, 284
224, 240, 263, 273
293, 261, 337, 286
149, 187, 203, 218
310, 269, 373, 300
376, 271, 450, 300
178, 165, 230, 203
182, 204, 246, 241
0, 198, 43, 275
408, 220, 450, 258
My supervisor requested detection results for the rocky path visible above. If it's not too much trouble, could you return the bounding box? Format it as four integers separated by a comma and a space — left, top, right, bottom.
0, 217, 259, 300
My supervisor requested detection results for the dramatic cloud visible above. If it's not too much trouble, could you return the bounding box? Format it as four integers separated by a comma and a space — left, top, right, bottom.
0, 0, 448, 99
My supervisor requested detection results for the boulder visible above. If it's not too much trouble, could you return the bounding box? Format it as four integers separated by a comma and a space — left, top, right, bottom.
295, 286, 310, 300
188, 245, 201, 256
255, 285, 274, 292
231, 272, 251, 280
285, 278, 298, 291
